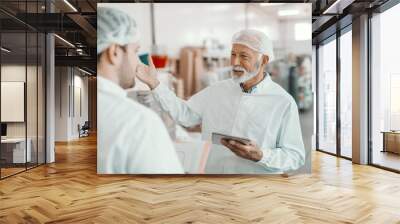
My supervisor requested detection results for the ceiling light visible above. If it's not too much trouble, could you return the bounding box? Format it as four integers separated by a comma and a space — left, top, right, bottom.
209, 4, 231, 12
63, 0, 78, 12
54, 34, 75, 48
78, 67, 93, 76
1, 47, 11, 53
323, 0, 354, 15
278, 9, 299, 16
260, 3, 285, 7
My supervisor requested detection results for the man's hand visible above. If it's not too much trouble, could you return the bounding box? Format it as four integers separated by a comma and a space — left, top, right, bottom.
221, 139, 263, 162
136, 55, 160, 89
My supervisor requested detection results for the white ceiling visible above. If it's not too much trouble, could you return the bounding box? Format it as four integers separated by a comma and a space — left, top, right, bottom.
249, 3, 311, 21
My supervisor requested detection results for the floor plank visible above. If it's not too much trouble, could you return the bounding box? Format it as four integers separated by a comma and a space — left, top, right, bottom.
0, 134, 400, 223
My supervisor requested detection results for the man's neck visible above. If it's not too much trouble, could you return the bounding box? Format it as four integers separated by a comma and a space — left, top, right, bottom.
241, 72, 265, 92
97, 66, 120, 86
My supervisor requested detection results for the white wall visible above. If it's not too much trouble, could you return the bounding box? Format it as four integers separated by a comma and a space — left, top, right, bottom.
154, 3, 247, 58
1, 65, 26, 140
55, 67, 89, 141
98, 3, 311, 59
71, 74, 89, 138
278, 19, 312, 57
1, 65, 40, 138
55, 67, 69, 141
1, 64, 46, 164
247, 4, 281, 41
1, 66, 26, 126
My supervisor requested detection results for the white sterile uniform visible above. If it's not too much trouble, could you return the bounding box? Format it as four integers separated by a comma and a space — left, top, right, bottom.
152, 75, 305, 174
97, 76, 184, 174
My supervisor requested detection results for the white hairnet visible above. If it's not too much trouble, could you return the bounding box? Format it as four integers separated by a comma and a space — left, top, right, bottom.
97, 7, 139, 55
232, 29, 275, 62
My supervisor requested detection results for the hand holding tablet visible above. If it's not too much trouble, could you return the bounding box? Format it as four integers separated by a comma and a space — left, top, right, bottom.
211, 132, 252, 146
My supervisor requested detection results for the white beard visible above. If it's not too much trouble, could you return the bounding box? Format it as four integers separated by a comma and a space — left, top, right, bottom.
230, 60, 262, 84
231, 70, 258, 84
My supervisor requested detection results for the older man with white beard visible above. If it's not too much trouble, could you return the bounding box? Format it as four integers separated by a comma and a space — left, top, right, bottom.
137, 29, 305, 174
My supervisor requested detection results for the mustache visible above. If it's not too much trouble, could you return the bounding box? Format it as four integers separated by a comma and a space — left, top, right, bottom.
232, 58, 262, 72
232, 66, 246, 72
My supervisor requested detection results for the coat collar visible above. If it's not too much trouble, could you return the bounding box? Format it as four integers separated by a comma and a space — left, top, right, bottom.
238, 73, 273, 95
97, 76, 127, 98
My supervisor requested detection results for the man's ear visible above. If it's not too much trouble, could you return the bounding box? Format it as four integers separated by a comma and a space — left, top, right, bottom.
106, 44, 120, 66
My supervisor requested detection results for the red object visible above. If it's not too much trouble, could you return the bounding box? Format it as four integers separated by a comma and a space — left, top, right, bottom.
151, 55, 168, 68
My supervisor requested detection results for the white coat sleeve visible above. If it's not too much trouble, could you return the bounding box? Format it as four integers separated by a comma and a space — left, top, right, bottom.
152, 83, 203, 127
256, 100, 306, 173
124, 112, 185, 174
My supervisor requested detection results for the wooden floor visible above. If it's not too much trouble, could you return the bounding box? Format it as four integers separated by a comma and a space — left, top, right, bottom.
1, 163, 44, 178
372, 151, 400, 171
1, 135, 400, 223
1, 167, 26, 178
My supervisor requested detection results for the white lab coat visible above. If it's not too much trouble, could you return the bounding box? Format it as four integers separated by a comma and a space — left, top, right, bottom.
97, 76, 184, 174
152, 75, 305, 174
